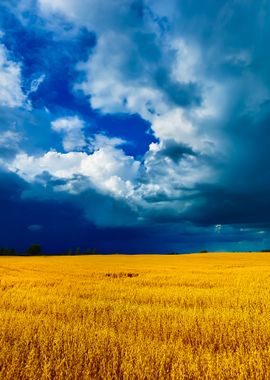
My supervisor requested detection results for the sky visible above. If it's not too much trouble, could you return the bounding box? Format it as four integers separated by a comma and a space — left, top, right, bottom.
1, 0, 270, 253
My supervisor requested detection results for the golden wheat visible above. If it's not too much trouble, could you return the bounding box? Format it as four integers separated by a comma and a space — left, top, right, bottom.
0, 253, 270, 379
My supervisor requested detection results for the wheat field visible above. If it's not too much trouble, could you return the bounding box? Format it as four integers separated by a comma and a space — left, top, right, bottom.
0, 253, 270, 379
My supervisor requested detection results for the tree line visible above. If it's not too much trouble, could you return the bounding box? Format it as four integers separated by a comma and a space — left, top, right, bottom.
0, 245, 98, 256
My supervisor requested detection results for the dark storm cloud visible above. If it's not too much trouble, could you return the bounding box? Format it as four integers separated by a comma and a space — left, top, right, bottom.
0, 169, 201, 253
183, 110, 270, 230
154, 68, 202, 108
160, 140, 196, 163
0, 169, 141, 253
122, 27, 202, 108
0, 169, 85, 251
184, 184, 270, 227
143, 0, 270, 232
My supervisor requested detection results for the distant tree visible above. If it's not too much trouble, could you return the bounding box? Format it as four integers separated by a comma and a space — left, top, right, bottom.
75, 247, 81, 255
68, 248, 73, 255
27, 244, 41, 255
199, 250, 208, 253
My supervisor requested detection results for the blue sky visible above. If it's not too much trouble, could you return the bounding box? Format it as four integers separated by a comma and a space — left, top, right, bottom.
1, 0, 270, 253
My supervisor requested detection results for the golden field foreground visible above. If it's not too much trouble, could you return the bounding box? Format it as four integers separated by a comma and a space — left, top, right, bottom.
1, 253, 270, 380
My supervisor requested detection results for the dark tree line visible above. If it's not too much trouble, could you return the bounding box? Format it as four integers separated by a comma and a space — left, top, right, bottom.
0, 244, 97, 255
0, 248, 16, 255
0, 244, 41, 255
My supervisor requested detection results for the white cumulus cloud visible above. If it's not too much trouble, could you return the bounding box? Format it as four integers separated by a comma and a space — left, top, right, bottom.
7, 144, 140, 198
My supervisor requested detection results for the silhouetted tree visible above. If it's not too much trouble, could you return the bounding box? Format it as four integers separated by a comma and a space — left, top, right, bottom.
27, 244, 41, 255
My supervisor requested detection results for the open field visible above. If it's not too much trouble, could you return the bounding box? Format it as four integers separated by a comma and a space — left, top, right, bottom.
1, 253, 270, 379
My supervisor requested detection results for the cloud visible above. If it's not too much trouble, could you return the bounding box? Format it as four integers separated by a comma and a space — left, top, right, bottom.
39, 1, 204, 115
75, 20, 203, 123
38, 0, 148, 33
7, 142, 141, 198
51, 116, 86, 151
5, 127, 214, 224
89, 134, 126, 151
37, 0, 220, 195
0, 43, 25, 108
36, 0, 218, 206
28, 224, 43, 231
51, 117, 128, 154
28, 73, 46, 94
0, 130, 21, 148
